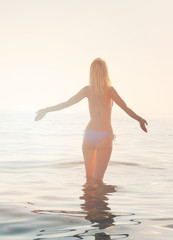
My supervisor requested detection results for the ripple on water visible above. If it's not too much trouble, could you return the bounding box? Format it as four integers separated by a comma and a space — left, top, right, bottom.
28, 183, 140, 240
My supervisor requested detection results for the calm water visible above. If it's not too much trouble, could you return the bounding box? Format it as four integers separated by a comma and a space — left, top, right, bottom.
0, 111, 173, 240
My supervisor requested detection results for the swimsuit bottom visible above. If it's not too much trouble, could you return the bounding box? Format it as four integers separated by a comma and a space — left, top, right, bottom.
85, 129, 114, 147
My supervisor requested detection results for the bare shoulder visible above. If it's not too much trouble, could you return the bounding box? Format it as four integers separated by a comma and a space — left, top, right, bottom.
83, 85, 89, 91
109, 86, 126, 108
109, 86, 118, 97
82, 85, 89, 95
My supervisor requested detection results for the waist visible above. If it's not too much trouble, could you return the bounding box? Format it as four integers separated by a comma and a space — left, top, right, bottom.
86, 121, 112, 132
85, 129, 113, 134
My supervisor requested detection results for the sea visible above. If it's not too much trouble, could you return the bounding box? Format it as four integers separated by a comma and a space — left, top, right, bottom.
0, 110, 173, 240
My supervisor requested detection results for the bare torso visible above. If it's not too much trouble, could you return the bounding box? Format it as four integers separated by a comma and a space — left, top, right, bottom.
86, 87, 113, 133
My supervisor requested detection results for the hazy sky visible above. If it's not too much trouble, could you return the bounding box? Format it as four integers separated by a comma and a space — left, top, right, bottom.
0, 0, 173, 114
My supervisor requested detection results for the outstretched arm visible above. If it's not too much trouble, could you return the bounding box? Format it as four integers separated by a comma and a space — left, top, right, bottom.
110, 87, 148, 132
35, 86, 88, 121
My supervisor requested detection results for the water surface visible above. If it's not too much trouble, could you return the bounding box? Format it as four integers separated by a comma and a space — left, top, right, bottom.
0, 111, 173, 239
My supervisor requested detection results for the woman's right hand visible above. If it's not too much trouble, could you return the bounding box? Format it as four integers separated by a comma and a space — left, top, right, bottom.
35, 108, 47, 121
139, 118, 148, 133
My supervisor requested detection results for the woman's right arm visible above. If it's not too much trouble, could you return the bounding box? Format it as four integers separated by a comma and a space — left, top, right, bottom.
110, 87, 148, 132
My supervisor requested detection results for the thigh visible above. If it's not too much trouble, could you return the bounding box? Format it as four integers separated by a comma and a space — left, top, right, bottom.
82, 135, 95, 154
82, 137, 96, 179
94, 134, 113, 181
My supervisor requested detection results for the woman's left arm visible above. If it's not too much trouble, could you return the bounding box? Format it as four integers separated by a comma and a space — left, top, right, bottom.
35, 86, 88, 121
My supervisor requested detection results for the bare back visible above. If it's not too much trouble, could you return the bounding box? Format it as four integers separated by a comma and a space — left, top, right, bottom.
86, 87, 113, 132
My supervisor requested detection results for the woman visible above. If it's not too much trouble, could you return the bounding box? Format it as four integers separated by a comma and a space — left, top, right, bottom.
35, 58, 148, 184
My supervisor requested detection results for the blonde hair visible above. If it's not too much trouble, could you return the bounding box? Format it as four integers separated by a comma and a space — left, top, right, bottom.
89, 58, 111, 94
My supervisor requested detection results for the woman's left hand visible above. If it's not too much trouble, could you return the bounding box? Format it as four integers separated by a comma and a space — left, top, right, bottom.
35, 108, 47, 121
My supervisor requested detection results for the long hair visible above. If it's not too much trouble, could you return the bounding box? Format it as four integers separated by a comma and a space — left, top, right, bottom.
89, 58, 111, 94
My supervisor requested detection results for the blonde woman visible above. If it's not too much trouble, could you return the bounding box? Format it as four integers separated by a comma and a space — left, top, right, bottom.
35, 58, 148, 184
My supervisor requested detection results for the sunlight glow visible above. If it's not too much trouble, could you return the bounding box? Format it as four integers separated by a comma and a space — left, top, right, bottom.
0, 0, 173, 113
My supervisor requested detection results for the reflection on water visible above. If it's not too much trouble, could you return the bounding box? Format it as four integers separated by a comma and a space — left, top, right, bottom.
1, 112, 173, 239
31, 182, 133, 239
80, 182, 129, 239
80, 182, 117, 230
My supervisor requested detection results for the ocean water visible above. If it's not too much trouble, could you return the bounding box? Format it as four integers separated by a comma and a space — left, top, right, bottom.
0, 110, 173, 240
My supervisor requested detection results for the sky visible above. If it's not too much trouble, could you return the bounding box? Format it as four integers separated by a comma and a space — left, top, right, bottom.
0, 0, 173, 114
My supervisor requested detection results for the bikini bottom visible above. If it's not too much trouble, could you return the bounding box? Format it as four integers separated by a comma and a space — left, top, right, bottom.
84, 129, 113, 147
